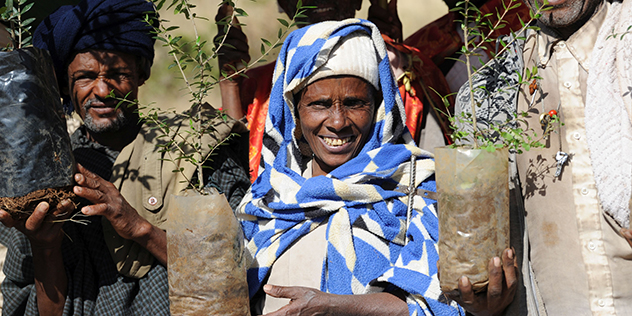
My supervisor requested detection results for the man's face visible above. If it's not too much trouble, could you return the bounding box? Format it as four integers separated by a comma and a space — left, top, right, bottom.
525, 0, 602, 31
66, 50, 144, 134
278, 0, 362, 25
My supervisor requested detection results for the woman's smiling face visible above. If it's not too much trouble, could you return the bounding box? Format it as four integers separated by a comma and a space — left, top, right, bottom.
296, 76, 377, 177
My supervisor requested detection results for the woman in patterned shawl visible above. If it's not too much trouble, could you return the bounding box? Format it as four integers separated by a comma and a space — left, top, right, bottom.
237, 19, 462, 316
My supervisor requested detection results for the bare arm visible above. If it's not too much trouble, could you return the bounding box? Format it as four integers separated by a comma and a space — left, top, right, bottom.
215, 3, 250, 120
73, 164, 167, 266
261, 285, 408, 316
368, 0, 403, 42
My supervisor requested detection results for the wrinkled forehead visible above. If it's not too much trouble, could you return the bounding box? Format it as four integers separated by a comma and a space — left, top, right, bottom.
66, 49, 140, 76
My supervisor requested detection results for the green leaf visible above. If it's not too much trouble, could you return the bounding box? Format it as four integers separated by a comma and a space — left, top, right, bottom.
22, 17, 35, 26
525, 67, 531, 80
234, 8, 248, 16
21, 2, 32, 12
277, 18, 289, 27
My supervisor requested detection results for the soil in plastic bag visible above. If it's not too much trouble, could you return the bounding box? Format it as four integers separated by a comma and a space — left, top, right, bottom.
0, 186, 76, 221
0, 47, 76, 218
167, 188, 250, 316
435, 147, 509, 293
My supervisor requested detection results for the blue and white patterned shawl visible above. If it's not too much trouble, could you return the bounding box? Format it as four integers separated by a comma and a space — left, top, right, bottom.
237, 19, 462, 316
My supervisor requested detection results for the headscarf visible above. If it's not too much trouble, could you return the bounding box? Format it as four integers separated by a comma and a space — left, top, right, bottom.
33, 0, 158, 113
237, 19, 461, 315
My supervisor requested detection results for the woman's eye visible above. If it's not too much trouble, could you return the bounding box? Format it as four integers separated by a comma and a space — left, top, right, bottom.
345, 99, 369, 109
307, 101, 329, 109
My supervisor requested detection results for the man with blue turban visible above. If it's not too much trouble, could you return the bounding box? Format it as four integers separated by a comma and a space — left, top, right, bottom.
0, 0, 250, 315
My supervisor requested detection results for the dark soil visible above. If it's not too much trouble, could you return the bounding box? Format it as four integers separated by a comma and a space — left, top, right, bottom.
0, 186, 77, 221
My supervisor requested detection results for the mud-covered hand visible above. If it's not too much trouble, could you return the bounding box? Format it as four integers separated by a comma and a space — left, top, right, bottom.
444, 248, 518, 316
215, 3, 250, 76
0, 200, 74, 249
368, 0, 402, 42
73, 163, 167, 265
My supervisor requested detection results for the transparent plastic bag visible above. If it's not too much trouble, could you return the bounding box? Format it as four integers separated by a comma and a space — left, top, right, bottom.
435, 147, 509, 293
167, 188, 250, 316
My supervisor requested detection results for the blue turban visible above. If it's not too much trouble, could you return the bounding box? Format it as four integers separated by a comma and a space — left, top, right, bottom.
33, 0, 158, 112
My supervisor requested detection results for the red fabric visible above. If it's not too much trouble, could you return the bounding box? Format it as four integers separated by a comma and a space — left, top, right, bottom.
240, 62, 275, 183
404, 12, 462, 67
405, 0, 531, 64
383, 35, 454, 144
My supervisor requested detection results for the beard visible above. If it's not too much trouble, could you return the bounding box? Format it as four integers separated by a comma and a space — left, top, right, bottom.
531, 0, 600, 32
82, 98, 136, 134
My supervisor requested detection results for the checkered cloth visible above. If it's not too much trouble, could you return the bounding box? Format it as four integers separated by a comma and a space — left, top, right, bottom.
1, 216, 169, 316
237, 19, 462, 316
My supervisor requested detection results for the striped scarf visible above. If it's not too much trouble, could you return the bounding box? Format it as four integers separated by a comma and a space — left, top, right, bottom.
237, 19, 461, 316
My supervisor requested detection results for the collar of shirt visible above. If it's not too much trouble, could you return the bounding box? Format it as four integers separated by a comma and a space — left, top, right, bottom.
536, 1, 609, 71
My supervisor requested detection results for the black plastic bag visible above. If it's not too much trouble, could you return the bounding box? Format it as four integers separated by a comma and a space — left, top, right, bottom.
0, 47, 75, 218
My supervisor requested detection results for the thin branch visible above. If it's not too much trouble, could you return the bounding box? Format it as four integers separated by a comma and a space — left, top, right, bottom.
463, 0, 480, 148
469, 4, 546, 78
203, 7, 237, 67
212, 7, 303, 86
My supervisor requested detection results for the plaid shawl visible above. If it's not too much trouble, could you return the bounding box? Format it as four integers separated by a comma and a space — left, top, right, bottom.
237, 19, 461, 316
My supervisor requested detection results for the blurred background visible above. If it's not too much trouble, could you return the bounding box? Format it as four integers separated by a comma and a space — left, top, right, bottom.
31, 0, 449, 112
141, 0, 448, 112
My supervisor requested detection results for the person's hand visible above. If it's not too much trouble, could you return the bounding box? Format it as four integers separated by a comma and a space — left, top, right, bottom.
215, 3, 250, 77
620, 228, 632, 248
444, 248, 518, 316
0, 199, 74, 249
368, 0, 403, 42
73, 164, 151, 241
262, 284, 333, 316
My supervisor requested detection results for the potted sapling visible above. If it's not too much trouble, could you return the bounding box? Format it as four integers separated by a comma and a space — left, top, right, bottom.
434, 0, 557, 294
0, 0, 78, 221
110, 0, 309, 314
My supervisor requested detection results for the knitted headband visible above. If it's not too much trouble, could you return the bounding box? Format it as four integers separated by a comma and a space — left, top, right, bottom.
295, 31, 380, 94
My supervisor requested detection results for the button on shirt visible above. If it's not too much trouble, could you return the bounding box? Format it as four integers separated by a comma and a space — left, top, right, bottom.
516, 2, 632, 315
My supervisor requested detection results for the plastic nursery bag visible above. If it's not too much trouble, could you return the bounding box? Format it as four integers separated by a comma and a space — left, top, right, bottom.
167, 188, 250, 316
0, 47, 76, 220
435, 147, 509, 293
